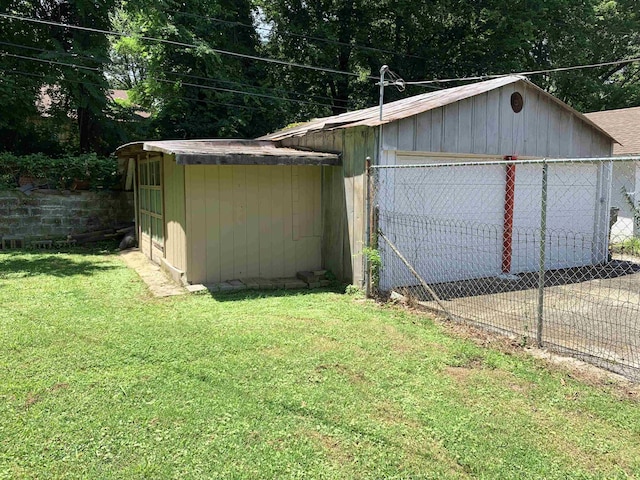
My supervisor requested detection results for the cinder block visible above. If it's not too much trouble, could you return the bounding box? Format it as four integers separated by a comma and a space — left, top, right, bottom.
296, 271, 318, 283
2, 236, 25, 249
242, 278, 261, 289
227, 280, 247, 291
217, 282, 236, 292
186, 284, 208, 294
284, 278, 308, 289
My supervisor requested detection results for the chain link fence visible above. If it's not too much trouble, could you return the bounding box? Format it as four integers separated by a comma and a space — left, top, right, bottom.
369, 156, 640, 380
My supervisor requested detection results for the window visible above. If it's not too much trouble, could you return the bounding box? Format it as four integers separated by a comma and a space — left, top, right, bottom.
139, 157, 163, 249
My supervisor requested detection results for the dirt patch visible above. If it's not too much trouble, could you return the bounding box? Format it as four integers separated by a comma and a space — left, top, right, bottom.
374, 401, 421, 429
526, 348, 640, 402
386, 299, 639, 398
49, 382, 69, 392
119, 249, 186, 297
305, 430, 353, 465
436, 313, 640, 400
24, 392, 42, 409
315, 363, 366, 385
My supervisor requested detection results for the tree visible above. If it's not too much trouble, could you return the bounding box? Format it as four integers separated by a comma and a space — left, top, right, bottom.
256, 0, 640, 127
108, 0, 280, 140
0, 0, 115, 154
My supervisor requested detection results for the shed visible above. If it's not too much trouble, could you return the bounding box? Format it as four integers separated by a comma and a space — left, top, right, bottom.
261, 75, 617, 287
585, 107, 640, 240
115, 139, 340, 285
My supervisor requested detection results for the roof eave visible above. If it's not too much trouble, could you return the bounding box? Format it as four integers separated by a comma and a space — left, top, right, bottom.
175, 153, 340, 166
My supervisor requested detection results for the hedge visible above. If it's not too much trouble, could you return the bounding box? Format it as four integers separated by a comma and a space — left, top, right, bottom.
0, 152, 120, 190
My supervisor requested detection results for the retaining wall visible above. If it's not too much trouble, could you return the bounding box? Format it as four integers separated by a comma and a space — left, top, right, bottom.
0, 190, 134, 244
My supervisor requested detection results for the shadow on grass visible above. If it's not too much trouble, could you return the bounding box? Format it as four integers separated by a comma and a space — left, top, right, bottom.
0, 251, 118, 279
205, 286, 346, 302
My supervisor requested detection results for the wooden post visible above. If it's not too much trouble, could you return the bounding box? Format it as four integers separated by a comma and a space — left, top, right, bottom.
379, 231, 451, 319
502, 157, 517, 274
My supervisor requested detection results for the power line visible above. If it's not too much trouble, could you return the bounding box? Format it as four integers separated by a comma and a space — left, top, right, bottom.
162, 70, 348, 105
154, 78, 332, 107
0, 40, 349, 105
1, 51, 101, 71
0, 51, 337, 109
1, 68, 264, 111
0, 13, 376, 80
405, 57, 640, 85
170, 10, 432, 62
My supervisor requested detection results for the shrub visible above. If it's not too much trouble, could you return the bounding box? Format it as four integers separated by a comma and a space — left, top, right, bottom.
0, 152, 120, 190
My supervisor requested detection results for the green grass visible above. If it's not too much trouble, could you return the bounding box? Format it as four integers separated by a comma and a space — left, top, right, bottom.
612, 237, 640, 256
1, 250, 639, 479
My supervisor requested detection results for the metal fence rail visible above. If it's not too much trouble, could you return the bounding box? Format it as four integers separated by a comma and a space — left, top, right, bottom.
370, 157, 640, 380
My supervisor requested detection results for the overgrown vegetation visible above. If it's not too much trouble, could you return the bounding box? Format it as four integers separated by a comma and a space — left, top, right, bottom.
0, 152, 119, 190
362, 246, 382, 294
1, 250, 639, 478
612, 237, 640, 256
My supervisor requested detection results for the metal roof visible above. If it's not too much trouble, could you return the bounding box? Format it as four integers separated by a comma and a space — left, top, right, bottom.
585, 107, 640, 155
115, 139, 341, 166
260, 76, 616, 142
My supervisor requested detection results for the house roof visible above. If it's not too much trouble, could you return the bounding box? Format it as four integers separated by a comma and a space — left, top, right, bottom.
37, 87, 151, 119
115, 139, 341, 166
585, 106, 640, 155
260, 76, 616, 143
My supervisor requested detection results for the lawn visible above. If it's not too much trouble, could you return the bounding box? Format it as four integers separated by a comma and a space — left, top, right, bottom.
1, 249, 639, 479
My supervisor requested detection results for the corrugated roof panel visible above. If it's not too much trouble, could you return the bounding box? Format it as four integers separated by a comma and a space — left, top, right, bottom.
260, 76, 521, 140
260, 75, 616, 143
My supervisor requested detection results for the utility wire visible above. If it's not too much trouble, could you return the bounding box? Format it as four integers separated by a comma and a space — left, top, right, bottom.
0, 40, 349, 105
0, 13, 376, 79
1, 68, 265, 111
1, 51, 338, 109
406, 57, 640, 85
170, 10, 432, 62
2, 51, 101, 71
154, 78, 330, 107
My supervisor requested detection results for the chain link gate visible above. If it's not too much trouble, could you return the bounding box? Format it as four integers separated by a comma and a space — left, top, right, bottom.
369, 156, 640, 380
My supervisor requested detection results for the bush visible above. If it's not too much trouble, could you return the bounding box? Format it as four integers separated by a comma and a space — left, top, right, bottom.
0, 152, 120, 190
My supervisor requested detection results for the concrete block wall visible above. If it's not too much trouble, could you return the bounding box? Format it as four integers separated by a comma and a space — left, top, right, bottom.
0, 190, 134, 242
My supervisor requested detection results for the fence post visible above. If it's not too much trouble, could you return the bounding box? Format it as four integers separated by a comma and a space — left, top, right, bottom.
365, 156, 372, 297
537, 160, 549, 346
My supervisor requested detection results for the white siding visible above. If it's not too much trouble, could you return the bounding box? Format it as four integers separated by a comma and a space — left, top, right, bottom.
384, 80, 612, 158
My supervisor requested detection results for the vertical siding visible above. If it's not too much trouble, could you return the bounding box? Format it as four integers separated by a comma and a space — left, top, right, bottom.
283, 127, 374, 285
204, 166, 221, 281
485, 88, 501, 153
162, 154, 187, 271
499, 83, 515, 154
185, 165, 207, 282
383, 80, 611, 158
184, 165, 322, 285
472, 93, 488, 153
522, 89, 539, 156
457, 98, 473, 153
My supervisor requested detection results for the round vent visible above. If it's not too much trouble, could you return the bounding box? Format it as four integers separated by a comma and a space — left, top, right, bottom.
511, 92, 524, 113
